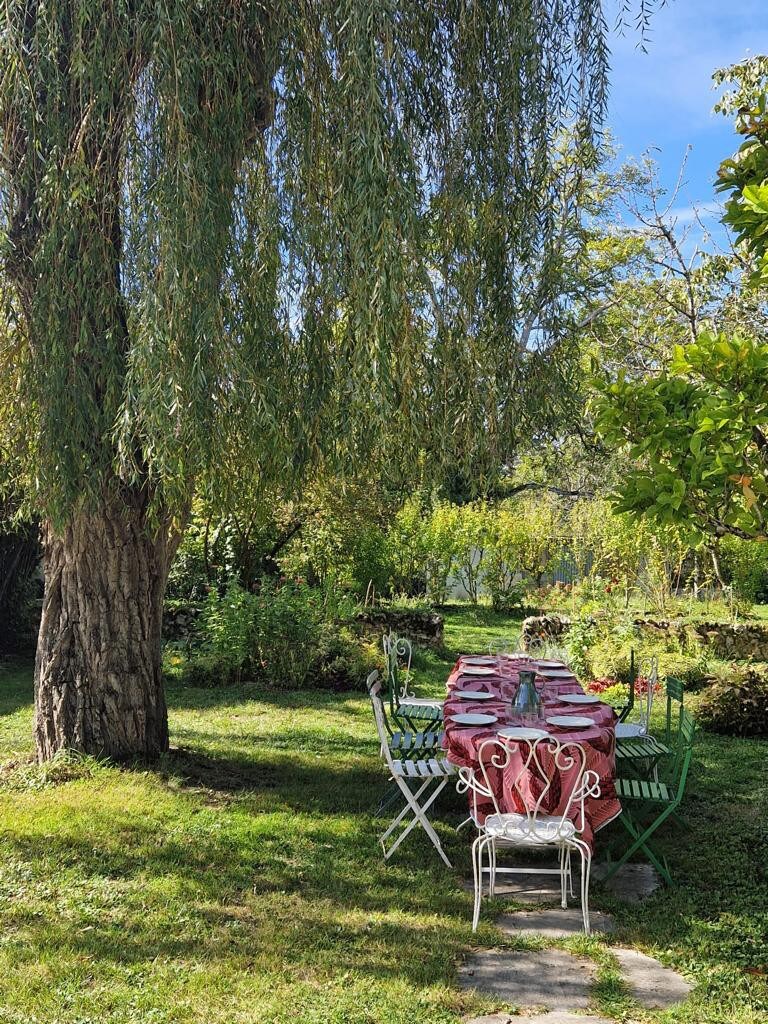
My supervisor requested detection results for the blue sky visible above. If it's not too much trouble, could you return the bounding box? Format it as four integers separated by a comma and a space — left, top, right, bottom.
607, 0, 768, 236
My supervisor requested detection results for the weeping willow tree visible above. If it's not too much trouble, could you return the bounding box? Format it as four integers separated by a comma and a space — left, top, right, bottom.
0, 1, 660, 760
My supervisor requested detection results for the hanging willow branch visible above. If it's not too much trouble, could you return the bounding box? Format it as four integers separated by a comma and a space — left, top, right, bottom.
1, 1, 660, 526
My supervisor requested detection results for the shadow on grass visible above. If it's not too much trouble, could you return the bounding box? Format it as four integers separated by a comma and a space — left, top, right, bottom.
0, 660, 34, 717
165, 682, 371, 712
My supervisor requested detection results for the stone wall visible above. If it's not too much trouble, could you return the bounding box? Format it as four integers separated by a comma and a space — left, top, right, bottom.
355, 608, 444, 647
163, 602, 444, 648
163, 604, 202, 642
641, 619, 768, 661
521, 612, 768, 662
521, 613, 571, 649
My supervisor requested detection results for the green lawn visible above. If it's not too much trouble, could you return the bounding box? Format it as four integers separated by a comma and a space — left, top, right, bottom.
0, 607, 766, 1024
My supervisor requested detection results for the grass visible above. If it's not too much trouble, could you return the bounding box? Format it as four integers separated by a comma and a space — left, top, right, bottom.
0, 606, 765, 1024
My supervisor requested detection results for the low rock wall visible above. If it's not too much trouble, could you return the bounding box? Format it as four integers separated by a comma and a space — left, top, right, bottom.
355, 608, 444, 647
521, 612, 768, 661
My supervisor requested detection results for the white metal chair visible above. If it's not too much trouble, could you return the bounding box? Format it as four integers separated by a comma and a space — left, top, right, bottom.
616, 655, 658, 740
487, 636, 521, 655
367, 671, 454, 867
457, 734, 600, 933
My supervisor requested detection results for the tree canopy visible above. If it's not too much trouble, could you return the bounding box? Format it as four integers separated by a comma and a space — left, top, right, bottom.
0, 0, 640, 529
593, 57, 768, 546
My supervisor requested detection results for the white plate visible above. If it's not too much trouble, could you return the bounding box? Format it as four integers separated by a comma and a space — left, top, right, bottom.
560, 693, 600, 705
460, 666, 497, 676
538, 668, 575, 678
455, 689, 495, 701
451, 712, 498, 726
536, 659, 566, 668
497, 726, 550, 741
546, 715, 594, 729
463, 656, 497, 666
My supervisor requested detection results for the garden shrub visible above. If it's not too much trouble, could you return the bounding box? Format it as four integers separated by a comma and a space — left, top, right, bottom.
166, 508, 238, 601
564, 616, 599, 678
569, 610, 712, 689
658, 652, 710, 692
719, 536, 768, 607
175, 578, 373, 690
694, 663, 768, 737
251, 579, 325, 687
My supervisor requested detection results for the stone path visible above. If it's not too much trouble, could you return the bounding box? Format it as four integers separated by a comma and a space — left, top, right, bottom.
462, 860, 661, 906
458, 949, 596, 1011
613, 947, 693, 1008
459, 907, 692, 1019
497, 908, 616, 939
592, 862, 661, 903
459, 868, 564, 904
459, 860, 690, 1019
466, 1014, 613, 1024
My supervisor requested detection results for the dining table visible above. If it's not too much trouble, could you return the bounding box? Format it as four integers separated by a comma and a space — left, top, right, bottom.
442, 654, 622, 850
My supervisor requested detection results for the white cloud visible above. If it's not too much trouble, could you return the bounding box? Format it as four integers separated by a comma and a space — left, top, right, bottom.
666, 202, 723, 224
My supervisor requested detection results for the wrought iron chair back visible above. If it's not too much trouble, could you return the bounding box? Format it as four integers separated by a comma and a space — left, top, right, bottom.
460, 735, 599, 843
619, 655, 658, 736
487, 636, 521, 655
382, 630, 414, 716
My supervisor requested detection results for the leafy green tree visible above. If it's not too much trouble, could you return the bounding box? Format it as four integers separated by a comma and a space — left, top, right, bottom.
594, 331, 768, 542
715, 57, 768, 288
593, 68, 768, 553
0, 2, 657, 759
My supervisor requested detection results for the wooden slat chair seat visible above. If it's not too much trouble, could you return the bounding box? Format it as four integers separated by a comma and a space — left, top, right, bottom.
393, 756, 456, 781
390, 729, 445, 754
615, 734, 671, 777
616, 776, 673, 803
603, 708, 695, 886
396, 702, 444, 729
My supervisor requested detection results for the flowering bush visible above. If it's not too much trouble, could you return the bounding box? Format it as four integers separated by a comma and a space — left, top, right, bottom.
587, 675, 661, 696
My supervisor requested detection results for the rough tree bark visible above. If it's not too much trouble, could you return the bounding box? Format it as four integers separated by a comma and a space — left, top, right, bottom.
4, 6, 269, 760
33, 496, 176, 761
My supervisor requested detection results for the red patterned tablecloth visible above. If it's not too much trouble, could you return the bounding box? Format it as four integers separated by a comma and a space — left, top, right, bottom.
443, 655, 621, 850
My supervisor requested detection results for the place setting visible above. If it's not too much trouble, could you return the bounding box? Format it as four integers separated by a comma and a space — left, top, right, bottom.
458, 664, 498, 677
544, 714, 595, 731
449, 711, 499, 728
453, 688, 496, 701
536, 665, 576, 679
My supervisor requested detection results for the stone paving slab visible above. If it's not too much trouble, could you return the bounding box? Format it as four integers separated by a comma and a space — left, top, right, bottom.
466, 1015, 613, 1024
458, 948, 596, 1010
593, 863, 660, 903
496, 908, 615, 939
459, 871, 565, 904
613, 947, 692, 1008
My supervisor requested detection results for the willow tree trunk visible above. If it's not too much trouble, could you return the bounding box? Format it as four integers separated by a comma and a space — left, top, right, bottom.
34, 501, 173, 761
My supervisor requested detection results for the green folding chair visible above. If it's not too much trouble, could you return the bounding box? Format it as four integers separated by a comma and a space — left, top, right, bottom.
382, 631, 443, 732
616, 675, 685, 779
603, 708, 695, 886
665, 675, 685, 746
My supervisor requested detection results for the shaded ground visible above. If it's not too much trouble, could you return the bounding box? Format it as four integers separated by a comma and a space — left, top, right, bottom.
0, 607, 765, 1024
